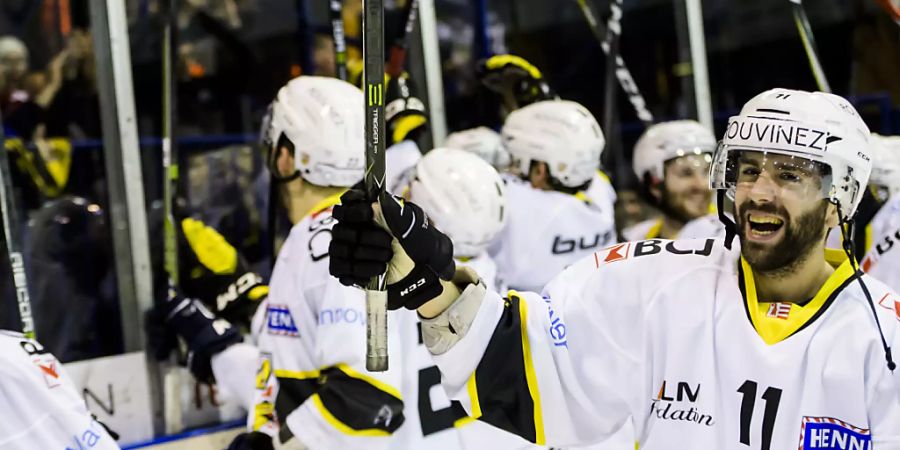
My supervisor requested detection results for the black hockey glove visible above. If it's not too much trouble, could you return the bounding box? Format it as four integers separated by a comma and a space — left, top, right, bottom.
329, 189, 455, 310
226, 432, 275, 450
146, 286, 243, 383
178, 217, 268, 327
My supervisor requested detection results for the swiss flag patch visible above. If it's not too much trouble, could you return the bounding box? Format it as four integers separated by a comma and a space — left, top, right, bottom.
766, 302, 792, 320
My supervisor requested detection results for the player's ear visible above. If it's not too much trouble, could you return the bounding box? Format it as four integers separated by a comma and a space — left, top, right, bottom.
529, 162, 550, 188
824, 201, 840, 229
648, 182, 662, 203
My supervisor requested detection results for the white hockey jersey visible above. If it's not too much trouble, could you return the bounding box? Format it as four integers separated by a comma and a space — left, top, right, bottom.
489, 178, 616, 293
870, 196, 900, 248
678, 214, 728, 240
862, 200, 900, 292
0, 331, 119, 449
431, 238, 900, 449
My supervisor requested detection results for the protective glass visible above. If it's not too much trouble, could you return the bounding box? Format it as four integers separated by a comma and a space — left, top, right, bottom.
710, 145, 832, 202
664, 151, 713, 180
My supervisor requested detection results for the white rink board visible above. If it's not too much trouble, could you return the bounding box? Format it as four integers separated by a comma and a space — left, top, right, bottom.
66, 352, 155, 444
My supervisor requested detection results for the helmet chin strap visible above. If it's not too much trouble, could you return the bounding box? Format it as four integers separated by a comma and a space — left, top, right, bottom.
837, 204, 896, 372
717, 190, 737, 250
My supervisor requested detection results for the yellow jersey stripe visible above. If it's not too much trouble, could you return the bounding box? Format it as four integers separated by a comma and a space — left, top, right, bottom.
335, 363, 403, 400
518, 297, 546, 445
741, 253, 855, 345
311, 393, 391, 436
305, 191, 346, 218
466, 372, 482, 418
274, 368, 321, 380
645, 220, 663, 240
454, 376, 480, 429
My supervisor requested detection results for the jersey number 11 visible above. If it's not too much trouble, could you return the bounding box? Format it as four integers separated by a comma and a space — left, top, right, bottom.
737, 380, 783, 450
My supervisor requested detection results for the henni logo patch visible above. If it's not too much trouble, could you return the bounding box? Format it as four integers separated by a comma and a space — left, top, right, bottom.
267, 304, 299, 336
799, 416, 871, 449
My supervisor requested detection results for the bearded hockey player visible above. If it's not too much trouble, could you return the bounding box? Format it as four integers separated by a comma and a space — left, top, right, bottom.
623, 120, 716, 241
329, 88, 900, 449
487, 100, 616, 292
0, 331, 119, 448
822, 133, 900, 254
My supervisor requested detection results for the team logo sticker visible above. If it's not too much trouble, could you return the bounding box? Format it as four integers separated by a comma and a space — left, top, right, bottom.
267, 304, 300, 337
594, 243, 631, 267
798, 416, 870, 449
32, 354, 61, 389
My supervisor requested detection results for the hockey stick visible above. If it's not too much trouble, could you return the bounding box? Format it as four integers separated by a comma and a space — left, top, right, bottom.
161, 0, 185, 434
363, 0, 389, 372
600, 0, 629, 188
0, 110, 35, 339
162, 0, 180, 289
386, 0, 420, 77
574, 0, 654, 126
328, 0, 349, 80
789, 0, 832, 93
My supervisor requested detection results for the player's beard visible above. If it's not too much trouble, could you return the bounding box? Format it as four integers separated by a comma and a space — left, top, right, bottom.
736, 199, 829, 276
660, 184, 710, 224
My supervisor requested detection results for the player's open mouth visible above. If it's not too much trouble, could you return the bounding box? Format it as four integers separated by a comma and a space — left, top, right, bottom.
747, 214, 784, 239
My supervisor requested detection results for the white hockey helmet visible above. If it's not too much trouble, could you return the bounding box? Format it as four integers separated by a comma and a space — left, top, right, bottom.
502, 100, 605, 188
445, 127, 511, 170
869, 134, 900, 196
632, 120, 716, 182
409, 148, 507, 257
260, 76, 364, 187
710, 88, 872, 220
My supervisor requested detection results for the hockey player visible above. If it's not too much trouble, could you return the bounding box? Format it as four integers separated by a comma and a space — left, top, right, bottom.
860, 135, 900, 287
329, 88, 900, 448
824, 133, 900, 254
488, 99, 616, 292
444, 127, 511, 172
863, 134, 900, 242
0, 330, 119, 448
623, 120, 716, 241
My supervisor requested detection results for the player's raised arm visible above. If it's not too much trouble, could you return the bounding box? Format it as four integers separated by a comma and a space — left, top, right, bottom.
328, 188, 647, 447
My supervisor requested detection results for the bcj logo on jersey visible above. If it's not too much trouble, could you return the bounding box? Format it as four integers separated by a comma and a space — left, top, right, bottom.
267, 304, 299, 337
593, 239, 716, 268
799, 416, 871, 450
